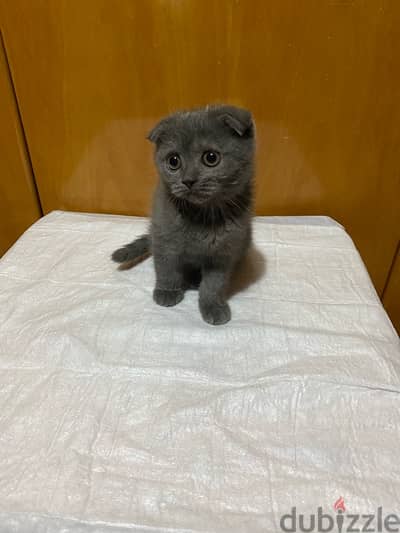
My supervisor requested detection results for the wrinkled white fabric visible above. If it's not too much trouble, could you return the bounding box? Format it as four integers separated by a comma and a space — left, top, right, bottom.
0, 210, 399, 533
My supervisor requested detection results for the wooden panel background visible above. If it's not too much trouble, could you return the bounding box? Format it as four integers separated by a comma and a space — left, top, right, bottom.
0, 32, 41, 257
383, 244, 400, 335
1, 0, 399, 297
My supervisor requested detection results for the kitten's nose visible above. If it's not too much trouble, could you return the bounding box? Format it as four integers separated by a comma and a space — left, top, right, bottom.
182, 177, 196, 189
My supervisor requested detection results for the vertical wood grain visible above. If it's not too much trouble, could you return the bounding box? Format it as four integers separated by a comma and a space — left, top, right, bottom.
0, 32, 41, 256
1, 0, 399, 293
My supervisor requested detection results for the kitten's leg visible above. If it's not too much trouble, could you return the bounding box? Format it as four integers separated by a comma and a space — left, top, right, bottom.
153, 252, 184, 307
199, 266, 231, 325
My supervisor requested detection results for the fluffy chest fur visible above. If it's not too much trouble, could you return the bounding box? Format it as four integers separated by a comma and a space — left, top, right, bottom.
151, 183, 251, 266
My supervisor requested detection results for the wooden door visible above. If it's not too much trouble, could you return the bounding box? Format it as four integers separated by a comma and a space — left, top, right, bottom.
383, 245, 400, 334
0, 33, 41, 256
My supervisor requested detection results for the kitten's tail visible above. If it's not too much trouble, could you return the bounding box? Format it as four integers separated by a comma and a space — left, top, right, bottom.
111, 234, 151, 264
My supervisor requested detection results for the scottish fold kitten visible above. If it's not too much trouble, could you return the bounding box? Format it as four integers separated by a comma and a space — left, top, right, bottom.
112, 104, 255, 325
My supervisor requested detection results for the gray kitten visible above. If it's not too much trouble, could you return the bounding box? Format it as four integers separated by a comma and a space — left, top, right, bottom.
112, 104, 255, 325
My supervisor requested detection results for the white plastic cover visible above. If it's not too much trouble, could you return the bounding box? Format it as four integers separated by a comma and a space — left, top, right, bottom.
0, 211, 399, 532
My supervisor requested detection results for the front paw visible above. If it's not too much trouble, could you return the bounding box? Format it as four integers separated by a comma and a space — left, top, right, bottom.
200, 301, 231, 325
153, 288, 184, 307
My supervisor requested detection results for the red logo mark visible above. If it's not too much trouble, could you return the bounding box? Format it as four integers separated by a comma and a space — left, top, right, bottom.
333, 496, 346, 512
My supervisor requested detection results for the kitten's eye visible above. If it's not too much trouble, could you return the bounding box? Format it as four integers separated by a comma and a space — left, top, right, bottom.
167, 154, 181, 171
202, 151, 221, 167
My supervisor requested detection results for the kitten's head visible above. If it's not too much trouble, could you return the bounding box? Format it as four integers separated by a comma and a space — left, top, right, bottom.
148, 105, 255, 206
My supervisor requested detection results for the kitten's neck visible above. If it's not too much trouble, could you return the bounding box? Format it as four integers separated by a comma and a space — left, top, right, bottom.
165, 181, 252, 227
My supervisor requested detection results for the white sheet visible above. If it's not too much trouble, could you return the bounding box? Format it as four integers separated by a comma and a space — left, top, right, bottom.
0, 210, 399, 533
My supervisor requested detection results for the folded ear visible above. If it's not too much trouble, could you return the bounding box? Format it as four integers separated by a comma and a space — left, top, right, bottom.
218, 106, 254, 137
147, 118, 167, 144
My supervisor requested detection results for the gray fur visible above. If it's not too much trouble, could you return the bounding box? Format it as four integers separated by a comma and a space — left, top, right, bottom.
112, 104, 255, 325
111, 235, 150, 263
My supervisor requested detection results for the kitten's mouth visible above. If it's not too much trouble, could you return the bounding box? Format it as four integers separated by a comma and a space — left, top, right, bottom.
182, 191, 214, 206
169, 183, 219, 206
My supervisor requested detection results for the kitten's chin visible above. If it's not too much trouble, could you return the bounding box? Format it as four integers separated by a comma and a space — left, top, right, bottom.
174, 191, 215, 206
186, 195, 212, 206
